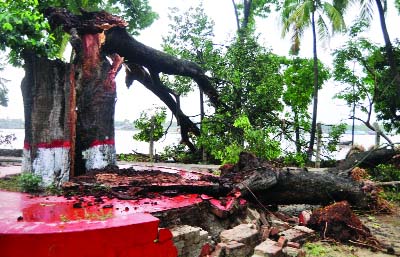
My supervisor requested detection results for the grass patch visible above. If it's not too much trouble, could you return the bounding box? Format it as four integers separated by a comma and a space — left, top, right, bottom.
18, 172, 42, 193
303, 242, 357, 257
0, 174, 22, 192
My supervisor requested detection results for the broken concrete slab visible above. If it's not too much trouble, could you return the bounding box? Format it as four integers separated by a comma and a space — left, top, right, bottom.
278, 226, 315, 243
252, 238, 284, 257
220, 223, 260, 245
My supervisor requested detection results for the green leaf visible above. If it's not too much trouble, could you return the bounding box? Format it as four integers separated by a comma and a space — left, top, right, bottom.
2, 22, 13, 31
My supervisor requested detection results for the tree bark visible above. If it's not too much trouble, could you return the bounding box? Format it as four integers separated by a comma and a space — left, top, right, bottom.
21, 9, 127, 184
307, 9, 319, 161
336, 148, 397, 171
124, 62, 200, 152
218, 152, 378, 209
103, 27, 220, 107
21, 52, 72, 186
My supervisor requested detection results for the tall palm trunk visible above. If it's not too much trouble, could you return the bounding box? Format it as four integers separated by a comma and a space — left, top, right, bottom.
375, 0, 400, 97
307, 9, 319, 161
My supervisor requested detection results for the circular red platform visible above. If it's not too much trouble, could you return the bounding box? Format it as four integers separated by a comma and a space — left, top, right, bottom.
0, 191, 180, 257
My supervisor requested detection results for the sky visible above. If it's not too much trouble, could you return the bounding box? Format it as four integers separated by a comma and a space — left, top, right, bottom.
0, 0, 400, 125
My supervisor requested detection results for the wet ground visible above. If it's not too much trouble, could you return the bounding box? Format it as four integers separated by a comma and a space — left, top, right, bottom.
1, 161, 400, 256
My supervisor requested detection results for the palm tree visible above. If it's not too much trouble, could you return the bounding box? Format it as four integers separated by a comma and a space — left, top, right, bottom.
281, 0, 347, 161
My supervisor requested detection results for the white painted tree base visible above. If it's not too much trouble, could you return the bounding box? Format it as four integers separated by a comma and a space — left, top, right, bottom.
82, 144, 116, 170
22, 148, 70, 187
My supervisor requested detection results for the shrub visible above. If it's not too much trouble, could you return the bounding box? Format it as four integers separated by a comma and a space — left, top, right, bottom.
372, 164, 400, 182
18, 172, 42, 193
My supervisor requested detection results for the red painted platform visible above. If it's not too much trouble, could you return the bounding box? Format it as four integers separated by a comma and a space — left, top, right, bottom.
0, 165, 245, 257
0, 190, 184, 257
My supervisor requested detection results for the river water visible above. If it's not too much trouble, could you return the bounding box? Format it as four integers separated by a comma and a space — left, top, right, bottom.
0, 129, 181, 155
1, 128, 400, 160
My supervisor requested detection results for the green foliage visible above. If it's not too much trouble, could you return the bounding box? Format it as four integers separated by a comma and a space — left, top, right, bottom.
103, 0, 158, 35
323, 123, 347, 154
281, 0, 347, 55
0, 58, 9, 106
232, 0, 278, 31
371, 164, 400, 203
234, 115, 281, 160
162, 3, 218, 95
161, 144, 195, 163
133, 107, 167, 143
200, 115, 281, 164
379, 188, 400, 202
282, 57, 330, 155
117, 153, 139, 162
283, 152, 307, 167
214, 33, 285, 129
0, 0, 59, 65
333, 28, 400, 133
372, 164, 400, 182
303, 242, 329, 256
18, 172, 42, 193
43, 0, 157, 35
0, 174, 21, 192
1, 0, 157, 64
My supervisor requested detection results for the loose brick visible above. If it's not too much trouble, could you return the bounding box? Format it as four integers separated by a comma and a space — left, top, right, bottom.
277, 236, 288, 247
282, 246, 306, 257
253, 239, 283, 257
279, 226, 314, 243
220, 224, 259, 246
287, 242, 300, 249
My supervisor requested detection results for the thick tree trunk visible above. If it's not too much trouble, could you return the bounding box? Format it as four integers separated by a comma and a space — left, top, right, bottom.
21, 10, 126, 183
336, 148, 397, 171
218, 152, 378, 209
73, 35, 122, 175
21, 53, 72, 186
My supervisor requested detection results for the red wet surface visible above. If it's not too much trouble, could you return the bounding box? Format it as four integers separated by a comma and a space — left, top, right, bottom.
0, 165, 234, 257
0, 190, 198, 257
0, 190, 202, 233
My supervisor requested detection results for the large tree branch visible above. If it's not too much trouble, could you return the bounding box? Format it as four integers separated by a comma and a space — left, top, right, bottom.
45, 8, 221, 108
103, 27, 220, 107
124, 62, 199, 152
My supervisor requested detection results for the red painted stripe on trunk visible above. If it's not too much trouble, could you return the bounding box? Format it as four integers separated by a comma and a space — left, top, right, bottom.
24, 140, 71, 149
90, 139, 115, 147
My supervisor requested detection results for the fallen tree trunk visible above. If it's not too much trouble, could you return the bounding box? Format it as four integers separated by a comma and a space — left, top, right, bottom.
218, 153, 374, 209
67, 152, 382, 210
336, 148, 397, 171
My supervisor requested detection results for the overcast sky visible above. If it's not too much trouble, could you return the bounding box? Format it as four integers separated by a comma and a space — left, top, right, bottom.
0, 0, 399, 125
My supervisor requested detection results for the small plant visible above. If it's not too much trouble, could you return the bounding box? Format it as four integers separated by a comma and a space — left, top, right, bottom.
18, 172, 42, 193
304, 242, 328, 256
117, 153, 139, 162
45, 184, 62, 195
372, 164, 400, 182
